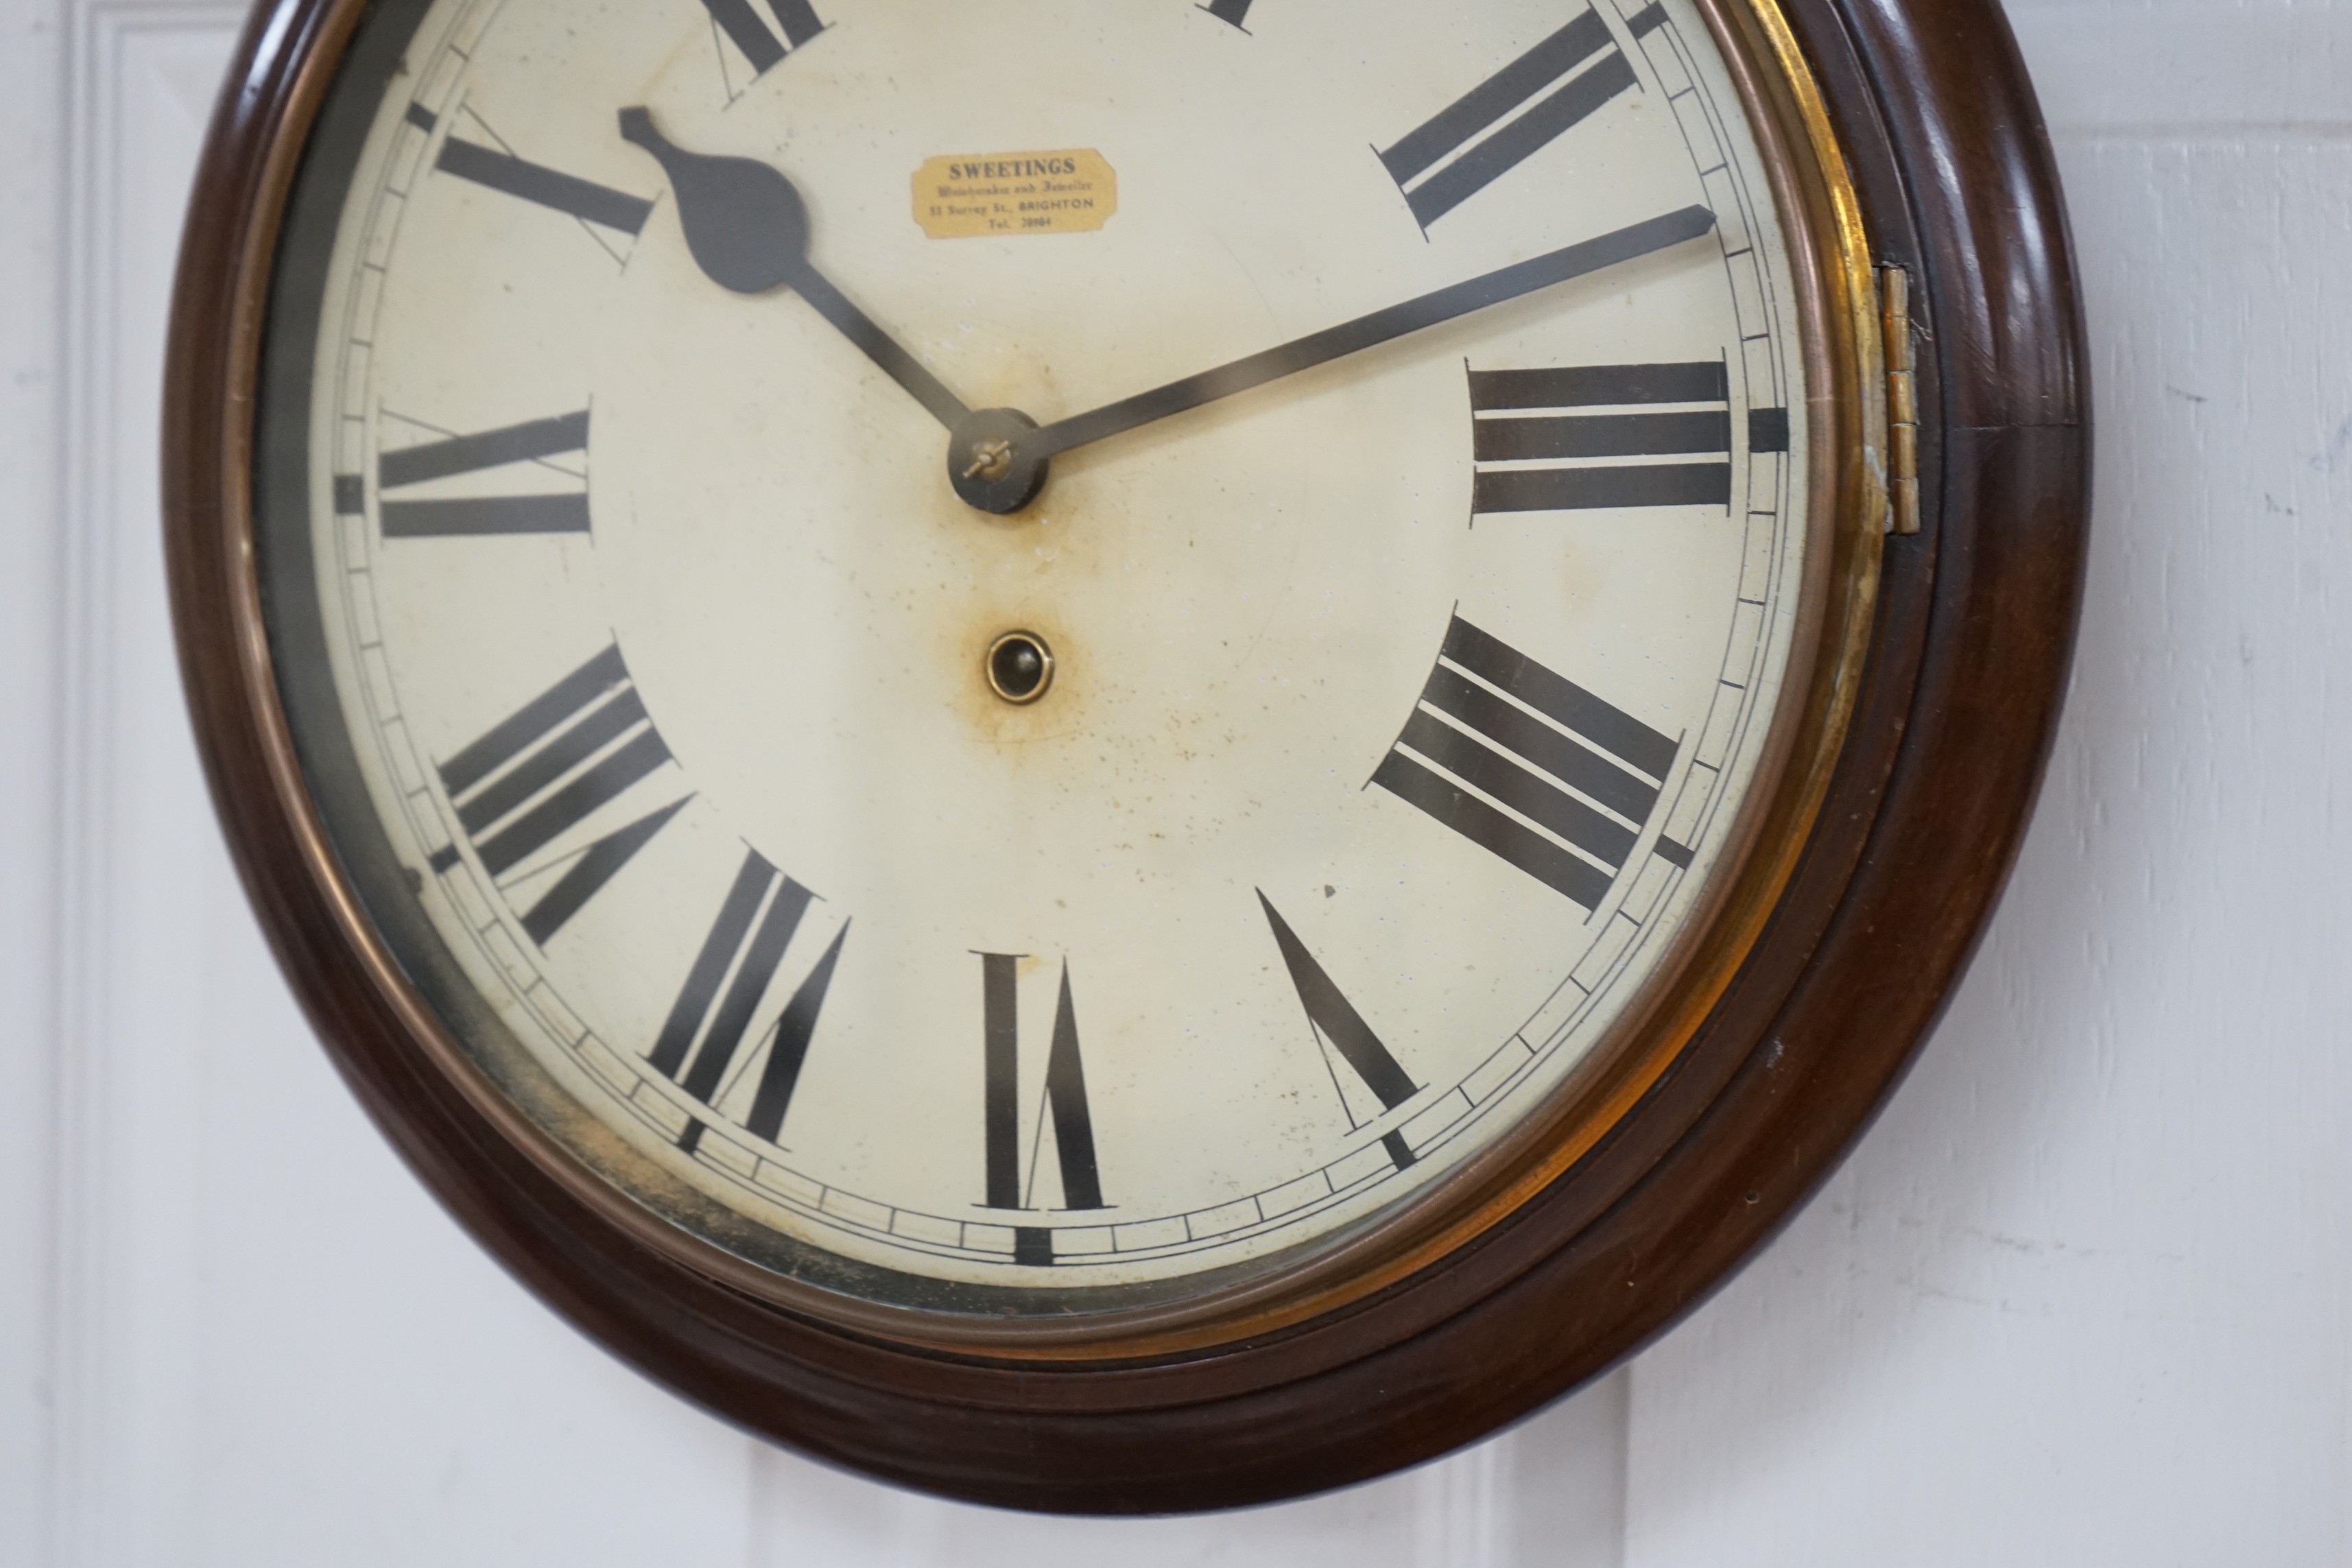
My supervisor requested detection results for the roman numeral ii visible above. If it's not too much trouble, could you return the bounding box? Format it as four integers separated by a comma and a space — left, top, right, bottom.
1373, 617, 1687, 908
1379, 3, 1666, 227
428, 643, 685, 943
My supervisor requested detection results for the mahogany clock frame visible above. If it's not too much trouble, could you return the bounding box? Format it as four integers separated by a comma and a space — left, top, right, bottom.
163, 0, 2086, 1514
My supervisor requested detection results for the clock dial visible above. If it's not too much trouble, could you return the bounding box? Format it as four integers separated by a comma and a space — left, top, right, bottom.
269, 0, 1818, 1313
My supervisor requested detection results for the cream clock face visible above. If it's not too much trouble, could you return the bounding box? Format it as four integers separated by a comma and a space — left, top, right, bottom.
275, 0, 1812, 1310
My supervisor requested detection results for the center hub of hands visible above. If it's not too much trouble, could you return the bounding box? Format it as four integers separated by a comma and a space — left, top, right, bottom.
948, 407, 1050, 514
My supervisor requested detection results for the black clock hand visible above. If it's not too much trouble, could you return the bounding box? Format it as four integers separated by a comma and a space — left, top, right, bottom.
946, 204, 1715, 512
618, 108, 971, 431
1027, 205, 1715, 464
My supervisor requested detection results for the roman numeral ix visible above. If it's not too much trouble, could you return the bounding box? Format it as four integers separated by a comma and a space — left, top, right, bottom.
653, 849, 847, 1149
428, 643, 685, 944
359, 409, 592, 538
977, 955, 1105, 1266
1373, 616, 1688, 908
1259, 893, 1423, 1171
1379, 3, 1665, 228
699, 0, 826, 79
1469, 361, 1785, 514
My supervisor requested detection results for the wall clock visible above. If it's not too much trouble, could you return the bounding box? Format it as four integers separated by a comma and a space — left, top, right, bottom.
163, 0, 2085, 1512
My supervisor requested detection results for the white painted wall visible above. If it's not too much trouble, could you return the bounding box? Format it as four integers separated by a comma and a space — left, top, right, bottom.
3, 0, 2344, 1561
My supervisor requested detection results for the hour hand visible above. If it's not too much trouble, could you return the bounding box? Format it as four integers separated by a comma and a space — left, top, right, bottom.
617, 108, 970, 430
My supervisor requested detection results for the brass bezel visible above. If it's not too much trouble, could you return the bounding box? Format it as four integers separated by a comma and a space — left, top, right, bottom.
209, 0, 1888, 1362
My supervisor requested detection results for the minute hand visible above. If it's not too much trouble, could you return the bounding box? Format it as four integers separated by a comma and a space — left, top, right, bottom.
1023, 205, 1718, 462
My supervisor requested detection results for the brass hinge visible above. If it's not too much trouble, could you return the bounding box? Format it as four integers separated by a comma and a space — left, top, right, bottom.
1880, 265, 1920, 535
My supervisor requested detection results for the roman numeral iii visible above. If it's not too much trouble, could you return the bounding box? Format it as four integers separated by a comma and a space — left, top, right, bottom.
1470, 361, 1763, 514
1373, 617, 1689, 908
362, 409, 591, 538
1379, 3, 1665, 227
1258, 894, 1423, 1171
428, 643, 685, 943
977, 955, 1106, 1265
698, 0, 826, 77
650, 849, 846, 1147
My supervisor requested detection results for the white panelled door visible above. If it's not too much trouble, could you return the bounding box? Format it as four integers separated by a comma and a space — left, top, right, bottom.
1625, 4, 2352, 1566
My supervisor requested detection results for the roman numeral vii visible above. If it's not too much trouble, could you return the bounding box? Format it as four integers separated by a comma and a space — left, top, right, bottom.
1373, 617, 1687, 908
650, 848, 846, 1148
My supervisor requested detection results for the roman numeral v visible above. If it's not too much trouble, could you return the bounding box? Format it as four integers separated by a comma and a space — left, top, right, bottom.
1258, 893, 1424, 1172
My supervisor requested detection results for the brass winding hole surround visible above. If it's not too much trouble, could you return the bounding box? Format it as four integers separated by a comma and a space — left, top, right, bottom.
986, 630, 1055, 704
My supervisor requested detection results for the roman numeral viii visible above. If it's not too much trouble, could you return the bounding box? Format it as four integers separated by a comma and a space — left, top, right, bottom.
699, 0, 826, 78
651, 850, 846, 1148
1258, 894, 1423, 1171
428, 643, 685, 944
359, 409, 591, 538
1471, 361, 1743, 514
1373, 617, 1688, 908
977, 955, 1105, 1266
1379, 3, 1665, 227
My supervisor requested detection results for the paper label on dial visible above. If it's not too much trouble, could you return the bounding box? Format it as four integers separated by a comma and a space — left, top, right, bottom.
912, 150, 1117, 238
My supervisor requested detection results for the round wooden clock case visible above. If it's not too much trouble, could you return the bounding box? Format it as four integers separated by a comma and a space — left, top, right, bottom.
163, 0, 2085, 1512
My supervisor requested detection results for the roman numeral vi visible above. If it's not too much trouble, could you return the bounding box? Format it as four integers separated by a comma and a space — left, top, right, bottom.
977, 955, 1106, 1266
